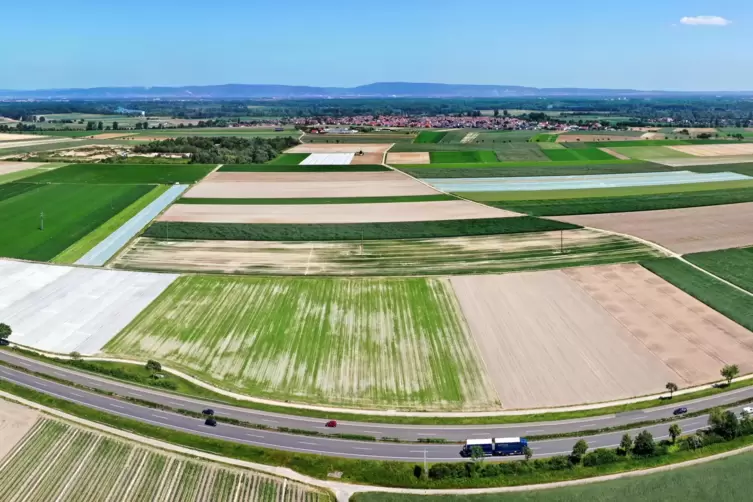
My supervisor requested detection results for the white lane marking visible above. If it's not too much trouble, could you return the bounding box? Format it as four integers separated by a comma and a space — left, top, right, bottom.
169, 402, 184, 407
110, 404, 125, 409
53, 371, 67, 377
417, 433, 436, 436
152, 414, 169, 419
353, 447, 372, 451
363, 431, 382, 434
299, 441, 318, 446
37, 382, 48, 387
247, 434, 265, 439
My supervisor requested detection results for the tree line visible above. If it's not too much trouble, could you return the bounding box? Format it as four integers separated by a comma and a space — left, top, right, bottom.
131, 136, 299, 164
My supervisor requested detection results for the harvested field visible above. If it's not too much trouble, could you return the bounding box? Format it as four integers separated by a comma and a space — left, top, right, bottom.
653, 155, 753, 167
300, 153, 354, 165
105, 275, 500, 410
0, 161, 46, 175
86, 132, 136, 140
0, 259, 178, 354
557, 134, 639, 143
600, 147, 630, 160
114, 230, 663, 276
287, 143, 392, 154
158, 200, 516, 224
387, 152, 430, 165
669, 143, 753, 157
0, 138, 71, 149
0, 133, 47, 142
555, 201, 753, 254
350, 151, 384, 164
451, 263, 753, 408
183, 171, 437, 199
0, 418, 332, 502
674, 127, 718, 136
0, 400, 39, 462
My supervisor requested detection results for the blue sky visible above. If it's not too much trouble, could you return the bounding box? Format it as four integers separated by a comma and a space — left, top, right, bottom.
1, 0, 750, 90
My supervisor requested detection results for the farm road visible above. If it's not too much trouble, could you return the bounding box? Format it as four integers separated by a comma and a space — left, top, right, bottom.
1, 351, 753, 461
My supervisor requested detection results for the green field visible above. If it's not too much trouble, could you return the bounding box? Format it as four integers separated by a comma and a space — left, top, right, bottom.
397, 158, 639, 170
0, 183, 152, 261
265, 153, 309, 165
0, 418, 331, 502
351, 449, 753, 502
302, 134, 413, 144
176, 194, 455, 205
564, 139, 743, 149
609, 146, 694, 160
144, 217, 578, 241
542, 148, 618, 161
22, 163, 217, 184
430, 151, 500, 164
529, 133, 559, 142
642, 258, 753, 332
402, 162, 663, 179
105, 275, 499, 410
414, 130, 448, 143
685, 247, 753, 294
492, 142, 549, 161
218, 164, 389, 172
0, 163, 68, 184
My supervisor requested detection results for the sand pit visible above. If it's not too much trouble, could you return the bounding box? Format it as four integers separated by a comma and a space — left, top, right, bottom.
451, 264, 753, 408
0, 400, 39, 462
387, 152, 431, 165
556, 201, 753, 254
0, 161, 46, 175
556, 135, 640, 143
669, 143, 753, 157
599, 148, 630, 160
287, 143, 392, 154
160, 200, 517, 224
300, 153, 355, 165
351, 152, 385, 164
184, 171, 438, 198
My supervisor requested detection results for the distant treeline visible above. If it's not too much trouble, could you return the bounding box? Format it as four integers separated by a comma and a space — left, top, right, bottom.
132, 136, 299, 164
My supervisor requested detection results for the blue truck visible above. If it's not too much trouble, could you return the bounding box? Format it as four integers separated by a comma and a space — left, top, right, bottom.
461, 437, 528, 457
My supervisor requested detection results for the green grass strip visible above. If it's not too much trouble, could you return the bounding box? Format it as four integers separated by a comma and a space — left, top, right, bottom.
684, 248, 753, 294
397, 159, 642, 170
414, 131, 448, 144
52, 185, 170, 264
265, 153, 310, 165
490, 186, 753, 216
401, 162, 667, 179
144, 217, 578, 241
218, 164, 389, 172
21, 163, 217, 184
641, 258, 753, 332
176, 194, 455, 205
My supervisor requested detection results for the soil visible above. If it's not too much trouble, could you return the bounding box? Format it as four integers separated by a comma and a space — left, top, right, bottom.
286, 143, 392, 154
0, 399, 39, 462
599, 148, 630, 160
386, 152, 431, 165
556, 135, 641, 143
669, 144, 753, 157
0, 161, 45, 175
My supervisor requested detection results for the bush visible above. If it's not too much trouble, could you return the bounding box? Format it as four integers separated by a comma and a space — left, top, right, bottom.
583, 448, 620, 467
633, 430, 656, 456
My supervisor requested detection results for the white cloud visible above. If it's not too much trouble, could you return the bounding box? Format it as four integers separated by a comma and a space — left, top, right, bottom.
680, 15, 731, 26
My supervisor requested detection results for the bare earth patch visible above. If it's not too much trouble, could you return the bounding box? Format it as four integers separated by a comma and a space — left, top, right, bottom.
451, 264, 753, 409
651, 155, 753, 167
669, 143, 753, 157
0, 161, 46, 175
387, 152, 431, 165
287, 143, 392, 154
351, 152, 385, 164
0, 133, 49, 142
556, 134, 641, 143
599, 148, 630, 160
555, 202, 753, 254
159, 200, 517, 224
0, 399, 39, 462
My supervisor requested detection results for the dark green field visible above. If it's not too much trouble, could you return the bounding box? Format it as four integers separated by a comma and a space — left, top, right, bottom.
218, 164, 389, 172
641, 258, 753, 332
0, 183, 152, 261
564, 139, 743, 149
265, 153, 309, 165
176, 194, 455, 205
685, 247, 753, 293
145, 217, 578, 242
543, 148, 619, 161
402, 163, 665, 178
430, 151, 502, 164
21, 163, 216, 184
414, 131, 448, 143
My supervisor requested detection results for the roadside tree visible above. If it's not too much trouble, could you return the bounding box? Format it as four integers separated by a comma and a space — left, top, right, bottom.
145, 359, 162, 372
669, 424, 682, 443
665, 382, 678, 398
570, 439, 588, 463
0, 323, 11, 340
632, 430, 656, 456
619, 433, 633, 455
721, 364, 740, 386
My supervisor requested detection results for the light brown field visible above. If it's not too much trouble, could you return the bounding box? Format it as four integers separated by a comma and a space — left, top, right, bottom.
641, 132, 667, 140
184, 171, 437, 198
651, 155, 753, 167
287, 143, 392, 154
450, 264, 753, 408
669, 143, 753, 157
0, 133, 45, 142
89, 132, 135, 140
599, 148, 630, 160
386, 152, 431, 164
629, 127, 660, 132
673, 127, 718, 136
159, 200, 517, 224
556, 134, 640, 143
350, 151, 384, 164
0, 138, 70, 150
555, 202, 753, 254
0, 399, 39, 461
0, 161, 46, 175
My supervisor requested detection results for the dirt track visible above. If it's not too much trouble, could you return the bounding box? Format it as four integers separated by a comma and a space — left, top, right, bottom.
287, 143, 392, 154
159, 200, 517, 224
599, 148, 630, 160
387, 152, 430, 164
555, 202, 753, 254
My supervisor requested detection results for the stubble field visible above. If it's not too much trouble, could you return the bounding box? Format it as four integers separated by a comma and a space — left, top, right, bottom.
105, 275, 500, 410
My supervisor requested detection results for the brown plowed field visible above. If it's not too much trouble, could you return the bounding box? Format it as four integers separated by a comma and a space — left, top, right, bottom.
669, 143, 753, 157
0, 400, 39, 461
0, 161, 45, 175
184, 171, 437, 199
555, 202, 753, 254
287, 143, 392, 154
350, 152, 385, 164
451, 264, 753, 409
556, 134, 640, 143
159, 200, 517, 224
387, 152, 431, 164
653, 155, 753, 167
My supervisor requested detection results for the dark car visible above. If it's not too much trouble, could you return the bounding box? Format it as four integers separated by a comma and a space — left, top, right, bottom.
205, 417, 217, 427
0, 339, 9, 346
202, 408, 215, 416
673, 407, 688, 415
325, 420, 337, 428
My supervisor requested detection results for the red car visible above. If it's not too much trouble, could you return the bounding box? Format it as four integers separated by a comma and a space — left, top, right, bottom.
325, 420, 337, 428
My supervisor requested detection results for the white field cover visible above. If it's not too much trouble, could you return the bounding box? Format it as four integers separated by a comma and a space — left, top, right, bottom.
299, 153, 355, 165
0, 260, 178, 355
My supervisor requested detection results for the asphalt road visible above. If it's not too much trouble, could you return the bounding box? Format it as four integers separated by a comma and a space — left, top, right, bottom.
0, 352, 750, 462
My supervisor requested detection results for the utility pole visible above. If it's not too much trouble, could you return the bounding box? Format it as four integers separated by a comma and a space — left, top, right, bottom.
560, 230, 563, 254
40, 211, 44, 231
423, 449, 428, 478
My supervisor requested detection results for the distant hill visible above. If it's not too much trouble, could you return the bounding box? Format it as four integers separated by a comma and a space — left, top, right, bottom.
1, 82, 752, 99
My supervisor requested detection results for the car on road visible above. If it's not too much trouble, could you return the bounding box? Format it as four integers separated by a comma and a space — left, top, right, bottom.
673, 407, 688, 415
202, 408, 215, 416
742, 407, 753, 415
0, 339, 9, 346
325, 420, 337, 428
205, 417, 217, 427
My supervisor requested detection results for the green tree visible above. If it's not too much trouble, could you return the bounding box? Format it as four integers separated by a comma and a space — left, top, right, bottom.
669, 423, 682, 443
686, 434, 703, 450
571, 439, 588, 463
112, 121, 119, 130
470, 445, 485, 463
0, 323, 11, 340
665, 382, 678, 398
523, 445, 533, 461
619, 433, 633, 455
97, 121, 104, 131
145, 360, 162, 372
633, 430, 656, 456
721, 364, 739, 386
69, 351, 81, 360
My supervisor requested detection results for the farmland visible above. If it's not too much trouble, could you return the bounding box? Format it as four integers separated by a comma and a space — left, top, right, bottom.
21, 163, 216, 184
0, 418, 332, 502
105, 275, 500, 410
429, 151, 498, 163
219, 164, 389, 172
542, 148, 618, 162
684, 247, 753, 293
114, 229, 662, 276
176, 194, 455, 205
0, 183, 153, 260
414, 131, 448, 143
265, 152, 310, 164
400, 161, 662, 179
